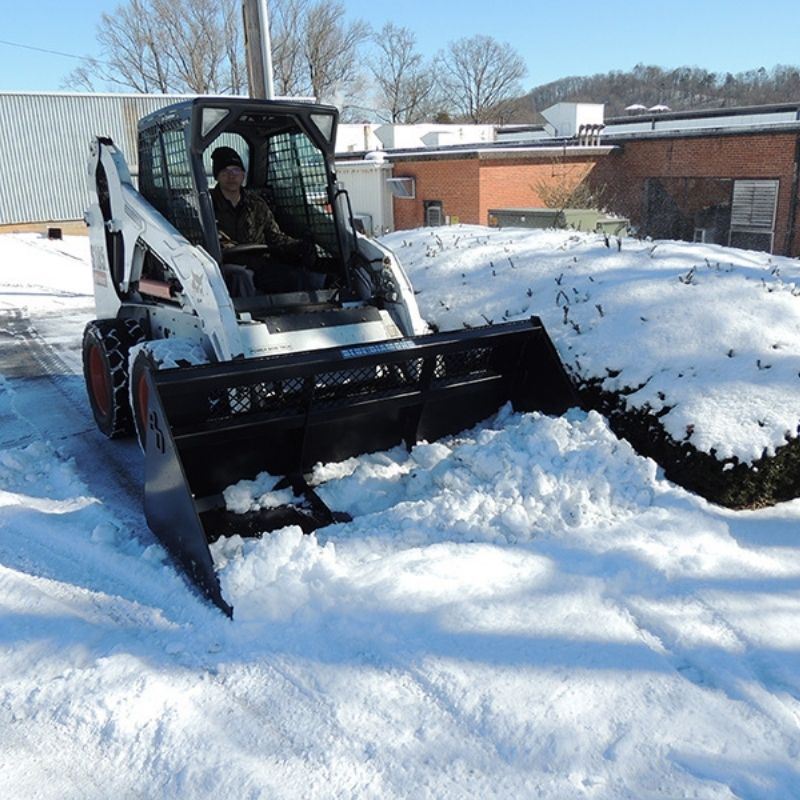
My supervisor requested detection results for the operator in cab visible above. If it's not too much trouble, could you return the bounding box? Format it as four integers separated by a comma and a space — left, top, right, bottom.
210, 146, 314, 295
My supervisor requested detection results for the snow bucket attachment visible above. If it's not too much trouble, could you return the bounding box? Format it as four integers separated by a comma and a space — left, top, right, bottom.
142, 317, 576, 615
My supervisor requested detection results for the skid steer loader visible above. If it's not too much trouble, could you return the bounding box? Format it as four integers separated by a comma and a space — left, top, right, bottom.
82, 96, 576, 615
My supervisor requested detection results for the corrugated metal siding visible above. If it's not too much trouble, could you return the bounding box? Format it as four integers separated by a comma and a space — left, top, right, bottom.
0, 93, 191, 225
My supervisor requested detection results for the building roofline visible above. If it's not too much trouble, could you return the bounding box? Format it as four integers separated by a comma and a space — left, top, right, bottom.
340, 143, 617, 162
476, 145, 616, 160
605, 100, 800, 125
604, 120, 800, 144
0, 90, 200, 100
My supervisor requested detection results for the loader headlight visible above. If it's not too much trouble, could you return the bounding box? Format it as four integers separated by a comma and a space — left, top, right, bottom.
380, 268, 399, 302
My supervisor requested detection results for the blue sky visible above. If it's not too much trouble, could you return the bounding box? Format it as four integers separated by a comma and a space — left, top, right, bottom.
1, 0, 798, 93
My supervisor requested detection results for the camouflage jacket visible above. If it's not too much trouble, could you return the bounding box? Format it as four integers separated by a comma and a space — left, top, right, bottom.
211, 185, 302, 259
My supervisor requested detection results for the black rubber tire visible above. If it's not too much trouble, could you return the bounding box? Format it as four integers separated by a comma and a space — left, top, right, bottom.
129, 344, 160, 452
82, 318, 145, 438
130, 340, 210, 452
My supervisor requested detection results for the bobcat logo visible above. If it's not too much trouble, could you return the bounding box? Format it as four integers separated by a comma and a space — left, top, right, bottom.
190, 271, 205, 296
148, 410, 166, 455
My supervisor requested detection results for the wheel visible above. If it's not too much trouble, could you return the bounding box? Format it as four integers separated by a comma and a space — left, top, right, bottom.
129, 345, 155, 451
82, 318, 145, 438
130, 339, 210, 451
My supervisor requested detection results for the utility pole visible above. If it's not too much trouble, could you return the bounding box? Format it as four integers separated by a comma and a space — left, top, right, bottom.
242, 0, 275, 99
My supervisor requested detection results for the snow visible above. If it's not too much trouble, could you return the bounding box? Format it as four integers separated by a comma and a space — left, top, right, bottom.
386, 228, 800, 462
2, 229, 800, 798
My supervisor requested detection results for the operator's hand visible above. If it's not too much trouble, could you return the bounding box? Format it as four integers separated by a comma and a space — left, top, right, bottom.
300, 237, 317, 268
219, 230, 238, 249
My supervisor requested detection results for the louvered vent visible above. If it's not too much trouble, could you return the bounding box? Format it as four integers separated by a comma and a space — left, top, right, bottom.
730, 179, 778, 229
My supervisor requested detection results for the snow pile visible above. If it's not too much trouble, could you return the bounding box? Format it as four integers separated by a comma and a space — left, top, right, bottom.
387, 227, 800, 462
209, 404, 800, 798
214, 409, 652, 609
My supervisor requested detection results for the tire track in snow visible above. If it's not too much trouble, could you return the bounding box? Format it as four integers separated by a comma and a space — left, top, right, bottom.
0, 305, 219, 619
0, 305, 145, 529
613, 591, 800, 734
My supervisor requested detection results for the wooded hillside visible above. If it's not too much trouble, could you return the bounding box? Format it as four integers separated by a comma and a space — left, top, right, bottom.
511, 63, 800, 121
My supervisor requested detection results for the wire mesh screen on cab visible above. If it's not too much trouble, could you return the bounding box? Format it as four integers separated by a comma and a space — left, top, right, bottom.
138, 121, 205, 246
266, 132, 339, 252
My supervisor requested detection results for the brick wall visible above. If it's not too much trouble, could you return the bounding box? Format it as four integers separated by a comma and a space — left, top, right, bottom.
392, 157, 481, 229
590, 132, 800, 256
390, 132, 800, 257
392, 152, 603, 228
478, 156, 601, 224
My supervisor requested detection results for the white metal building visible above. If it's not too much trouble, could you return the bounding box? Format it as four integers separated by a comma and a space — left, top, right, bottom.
334, 156, 395, 235
0, 92, 189, 226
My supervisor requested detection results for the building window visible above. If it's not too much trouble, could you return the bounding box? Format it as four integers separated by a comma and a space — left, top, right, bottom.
387, 177, 416, 199
642, 177, 733, 246
424, 200, 443, 227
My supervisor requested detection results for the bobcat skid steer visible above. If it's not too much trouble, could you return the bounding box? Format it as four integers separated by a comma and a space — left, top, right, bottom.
82, 96, 576, 615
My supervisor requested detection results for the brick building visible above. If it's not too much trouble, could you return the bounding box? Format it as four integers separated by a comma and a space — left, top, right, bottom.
389, 146, 612, 230
591, 126, 800, 256
380, 103, 800, 258
3, 93, 797, 256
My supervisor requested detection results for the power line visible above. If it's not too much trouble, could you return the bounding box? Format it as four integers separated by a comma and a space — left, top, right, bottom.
0, 38, 90, 63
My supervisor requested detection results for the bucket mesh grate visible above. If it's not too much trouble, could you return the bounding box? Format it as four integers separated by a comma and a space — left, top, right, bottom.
205, 346, 494, 422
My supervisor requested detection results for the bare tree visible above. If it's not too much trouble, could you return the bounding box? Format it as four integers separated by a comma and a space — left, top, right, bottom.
266, 0, 369, 103
437, 35, 527, 123
301, 1, 369, 104
269, 0, 308, 97
66, 0, 369, 102
533, 159, 606, 210
65, 0, 246, 94
154, 0, 230, 92
368, 23, 438, 123
65, 0, 171, 92
221, 0, 247, 94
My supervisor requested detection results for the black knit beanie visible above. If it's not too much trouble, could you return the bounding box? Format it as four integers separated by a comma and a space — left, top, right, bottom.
211, 146, 245, 178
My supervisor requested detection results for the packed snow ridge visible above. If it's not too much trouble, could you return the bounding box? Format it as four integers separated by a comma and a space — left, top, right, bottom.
386, 226, 800, 463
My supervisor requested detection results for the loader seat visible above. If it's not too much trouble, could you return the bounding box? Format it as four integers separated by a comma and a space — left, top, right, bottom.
222, 263, 258, 297
232, 288, 340, 315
